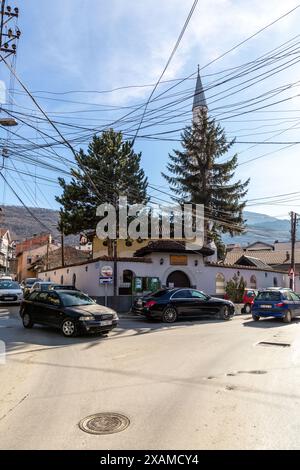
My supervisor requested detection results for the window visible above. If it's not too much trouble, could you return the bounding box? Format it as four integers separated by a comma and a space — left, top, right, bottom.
273, 277, 278, 287
190, 290, 208, 300
283, 291, 293, 301
256, 291, 281, 301
290, 292, 300, 301
36, 292, 49, 303
216, 273, 225, 295
72, 273, 76, 287
46, 292, 60, 306
60, 275, 64, 285
171, 289, 191, 299
250, 275, 257, 289
27, 257, 32, 265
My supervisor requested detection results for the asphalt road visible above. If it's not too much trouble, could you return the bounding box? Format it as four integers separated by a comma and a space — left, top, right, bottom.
1, 305, 300, 450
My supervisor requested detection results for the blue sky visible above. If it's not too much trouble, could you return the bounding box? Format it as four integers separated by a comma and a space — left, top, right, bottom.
1, 0, 300, 219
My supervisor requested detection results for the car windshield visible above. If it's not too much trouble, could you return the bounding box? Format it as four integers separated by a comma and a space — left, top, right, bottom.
256, 291, 282, 301
59, 291, 96, 306
0, 281, 20, 290
26, 279, 38, 286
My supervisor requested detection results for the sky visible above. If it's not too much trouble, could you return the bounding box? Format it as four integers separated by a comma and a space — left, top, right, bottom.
1, 0, 300, 220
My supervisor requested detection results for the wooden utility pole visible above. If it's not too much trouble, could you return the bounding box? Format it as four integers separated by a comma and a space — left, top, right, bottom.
46, 236, 50, 271
289, 211, 297, 290
61, 230, 65, 268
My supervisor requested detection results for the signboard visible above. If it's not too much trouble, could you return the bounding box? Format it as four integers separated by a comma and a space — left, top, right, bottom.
101, 265, 113, 277
99, 276, 113, 285
170, 255, 188, 266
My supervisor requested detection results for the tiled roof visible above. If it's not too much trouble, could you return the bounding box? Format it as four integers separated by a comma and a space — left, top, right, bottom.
235, 255, 272, 270
225, 249, 294, 267
134, 240, 214, 257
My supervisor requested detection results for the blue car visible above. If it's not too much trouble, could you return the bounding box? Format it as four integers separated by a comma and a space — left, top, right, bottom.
252, 288, 300, 323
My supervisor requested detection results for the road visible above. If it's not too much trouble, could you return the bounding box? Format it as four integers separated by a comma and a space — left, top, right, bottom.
1, 305, 300, 450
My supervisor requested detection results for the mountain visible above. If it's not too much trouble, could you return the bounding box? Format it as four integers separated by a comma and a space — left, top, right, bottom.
0, 205, 291, 246
0, 205, 78, 245
221, 211, 291, 245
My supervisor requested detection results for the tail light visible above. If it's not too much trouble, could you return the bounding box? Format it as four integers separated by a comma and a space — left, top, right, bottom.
275, 302, 285, 307
145, 300, 157, 308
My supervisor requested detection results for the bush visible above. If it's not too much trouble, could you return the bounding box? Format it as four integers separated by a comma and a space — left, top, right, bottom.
225, 274, 246, 303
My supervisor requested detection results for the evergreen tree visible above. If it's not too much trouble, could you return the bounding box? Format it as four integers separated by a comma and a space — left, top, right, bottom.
162, 108, 249, 245
56, 129, 148, 235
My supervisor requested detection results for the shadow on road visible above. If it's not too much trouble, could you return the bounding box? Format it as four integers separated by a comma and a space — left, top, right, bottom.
1, 307, 228, 355
243, 317, 300, 328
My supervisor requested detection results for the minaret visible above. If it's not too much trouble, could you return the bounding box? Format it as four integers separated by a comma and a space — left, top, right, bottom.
192, 65, 207, 123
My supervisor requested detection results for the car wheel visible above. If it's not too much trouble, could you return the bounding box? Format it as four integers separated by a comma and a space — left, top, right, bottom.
61, 319, 77, 337
283, 310, 292, 323
219, 305, 231, 321
244, 303, 252, 314
252, 314, 260, 321
162, 307, 177, 323
22, 312, 34, 329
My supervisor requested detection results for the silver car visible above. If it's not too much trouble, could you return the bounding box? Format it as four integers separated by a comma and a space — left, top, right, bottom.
0, 280, 23, 304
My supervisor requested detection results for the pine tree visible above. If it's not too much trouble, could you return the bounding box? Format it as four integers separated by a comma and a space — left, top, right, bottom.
56, 129, 148, 235
162, 108, 249, 244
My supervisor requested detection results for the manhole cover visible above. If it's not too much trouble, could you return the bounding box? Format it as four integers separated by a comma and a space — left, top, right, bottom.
79, 412, 130, 435
258, 341, 290, 348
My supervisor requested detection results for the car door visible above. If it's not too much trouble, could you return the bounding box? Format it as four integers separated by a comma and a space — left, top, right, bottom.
188, 290, 215, 318
290, 291, 300, 316
282, 291, 297, 317
170, 289, 193, 317
43, 292, 63, 327
32, 291, 50, 325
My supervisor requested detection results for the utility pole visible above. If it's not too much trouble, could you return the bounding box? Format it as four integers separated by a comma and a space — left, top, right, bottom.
61, 230, 65, 268
0, 1, 20, 61
289, 211, 298, 290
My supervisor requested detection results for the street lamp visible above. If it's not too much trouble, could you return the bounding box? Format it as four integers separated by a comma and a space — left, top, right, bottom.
0, 117, 18, 126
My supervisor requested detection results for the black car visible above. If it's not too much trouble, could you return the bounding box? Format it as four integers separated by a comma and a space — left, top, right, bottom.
132, 288, 235, 322
20, 290, 118, 337
52, 285, 79, 291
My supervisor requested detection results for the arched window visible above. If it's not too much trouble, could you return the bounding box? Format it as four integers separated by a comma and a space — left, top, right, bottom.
250, 275, 257, 289
72, 273, 76, 287
216, 273, 225, 295
60, 275, 64, 285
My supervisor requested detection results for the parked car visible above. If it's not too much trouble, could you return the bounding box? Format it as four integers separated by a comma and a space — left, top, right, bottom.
252, 288, 300, 323
29, 281, 61, 293
0, 275, 13, 281
242, 289, 258, 314
52, 284, 79, 291
21, 278, 42, 296
0, 280, 23, 304
20, 289, 118, 337
132, 288, 235, 323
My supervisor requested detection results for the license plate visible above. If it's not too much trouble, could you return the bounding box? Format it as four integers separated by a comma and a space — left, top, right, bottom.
3, 297, 13, 301
100, 320, 113, 326
261, 304, 272, 308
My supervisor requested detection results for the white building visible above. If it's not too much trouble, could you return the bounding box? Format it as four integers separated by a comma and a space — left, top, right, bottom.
0, 228, 12, 274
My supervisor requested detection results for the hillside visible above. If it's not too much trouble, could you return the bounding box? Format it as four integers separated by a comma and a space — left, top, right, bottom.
0, 205, 291, 245
0, 205, 78, 245
222, 211, 290, 245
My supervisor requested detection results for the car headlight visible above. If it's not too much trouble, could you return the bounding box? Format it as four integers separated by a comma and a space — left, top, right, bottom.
79, 315, 95, 321
113, 313, 119, 320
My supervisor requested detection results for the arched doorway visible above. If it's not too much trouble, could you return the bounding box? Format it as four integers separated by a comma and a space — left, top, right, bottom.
167, 270, 190, 288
